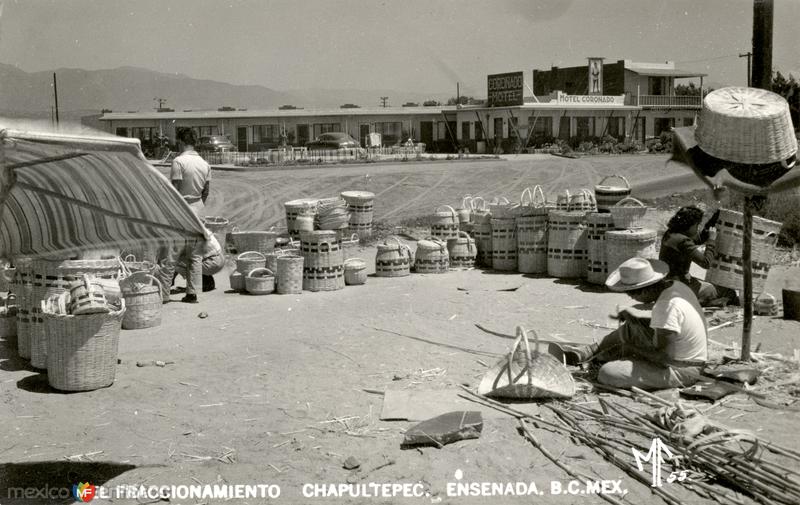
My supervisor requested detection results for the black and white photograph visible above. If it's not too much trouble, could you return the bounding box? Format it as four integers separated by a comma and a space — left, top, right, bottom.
1, 0, 799, 503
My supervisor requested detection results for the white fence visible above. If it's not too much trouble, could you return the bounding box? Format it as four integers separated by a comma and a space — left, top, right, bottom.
198, 144, 430, 166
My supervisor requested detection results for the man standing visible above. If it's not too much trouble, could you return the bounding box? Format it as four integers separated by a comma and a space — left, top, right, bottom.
168, 128, 212, 303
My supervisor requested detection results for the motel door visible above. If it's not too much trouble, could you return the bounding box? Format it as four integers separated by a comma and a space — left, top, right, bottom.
297, 124, 309, 146
236, 127, 248, 152
420, 122, 434, 147
558, 117, 570, 140
360, 124, 370, 147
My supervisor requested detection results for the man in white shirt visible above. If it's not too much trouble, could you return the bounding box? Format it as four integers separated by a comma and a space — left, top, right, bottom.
549, 257, 708, 390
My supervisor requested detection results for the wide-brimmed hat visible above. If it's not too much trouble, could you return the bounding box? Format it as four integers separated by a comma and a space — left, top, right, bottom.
606, 257, 669, 292
670, 87, 799, 194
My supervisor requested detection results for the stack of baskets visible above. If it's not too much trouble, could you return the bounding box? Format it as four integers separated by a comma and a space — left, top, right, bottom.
285, 198, 319, 238
431, 205, 460, 241
414, 238, 449, 274
594, 175, 631, 212
316, 198, 350, 231
341, 191, 375, 238
300, 230, 345, 291
375, 237, 413, 277
586, 213, 618, 285
119, 272, 163, 329
230, 251, 266, 292
605, 197, 657, 276
230, 227, 277, 256
516, 186, 551, 274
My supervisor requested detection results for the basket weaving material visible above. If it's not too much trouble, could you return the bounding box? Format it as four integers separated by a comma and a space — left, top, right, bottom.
12, 259, 33, 359
605, 229, 658, 275
341, 191, 375, 237
236, 251, 267, 275
344, 258, 368, 285
229, 271, 245, 292
547, 211, 588, 278
516, 186, 549, 274
285, 198, 319, 238
610, 197, 650, 229
43, 301, 125, 392
707, 209, 782, 292
586, 213, 618, 285
568, 188, 597, 213
469, 222, 493, 267
300, 230, 344, 291
245, 268, 276, 295
375, 236, 412, 277
431, 205, 460, 241
447, 231, 477, 269
414, 238, 449, 274
230, 228, 277, 256
340, 233, 361, 260
594, 175, 631, 213
276, 255, 304, 294
490, 217, 517, 271
478, 326, 575, 399
0, 294, 18, 340
316, 198, 351, 230
120, 272, 162, 330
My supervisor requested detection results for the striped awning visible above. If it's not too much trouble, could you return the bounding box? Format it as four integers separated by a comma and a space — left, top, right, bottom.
0, 129, 207, 259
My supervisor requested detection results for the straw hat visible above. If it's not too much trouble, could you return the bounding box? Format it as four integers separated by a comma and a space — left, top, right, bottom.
605, 257, 669, 292
671, 87, 798, 193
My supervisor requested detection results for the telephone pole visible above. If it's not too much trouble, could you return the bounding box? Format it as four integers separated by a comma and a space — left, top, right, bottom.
53, 73, 60, 127
738, 52, 752, 86
380, 96, 389, 108
154, 97, 167, 111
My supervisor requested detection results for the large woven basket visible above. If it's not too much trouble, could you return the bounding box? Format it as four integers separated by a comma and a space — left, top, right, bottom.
610, 197, 650, 229
375, 236, 412, 277
285, 198, 319, 238
0, 294, 18, 341
300, 230, 344, 291
236, 251, 267, 275
547, 211, 589, 278
490, 217, 517, 271
605, 229, 658, 275
43, 300, 125, 392
344, 258, 368, 285
447, 231, 477, 269
341, 191, 375, 238
478, 326, 575, 399
203, 216, 230, 252
555, 190, 571, 211
707, 209, 782, 292
431, 205, 460, 241
265, 249, 289, 280
594, 175, 631, 213
120, 272, 162, 330
586, 213, 618, 285
276, 255, 304, 294
516, 186, 550, 274
230, 227, 277, 256
568, 188, 597, 213
341, 233, 361, 260
414, 238, 449, 274
245, 268, 276, 295
469, 221, 493, 268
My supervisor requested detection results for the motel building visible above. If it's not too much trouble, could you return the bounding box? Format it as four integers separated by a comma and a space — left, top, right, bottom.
94, 58, 705, 154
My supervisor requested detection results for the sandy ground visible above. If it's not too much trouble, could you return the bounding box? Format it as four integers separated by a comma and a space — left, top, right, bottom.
1, 155, 798, 505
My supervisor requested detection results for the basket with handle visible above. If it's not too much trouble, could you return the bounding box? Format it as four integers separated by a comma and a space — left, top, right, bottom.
122, 254, 156, 275
516, 186, 550, 274
341, 191, 375, 238
594, 175, 631, 212
470, 197, 492, 225
414, 237, 449, 274
341, 233, 361, 260
43, 297, 125, 392
490, 217, 517, 271
236, 251, 267, 275
375, 236, 412, 277
707, 209, 782, 292
447, 231, 477, 269
276, 255, 304, 294
229, 271, 246, 292
120, 272, 163, 330
0, 294, 18, 341
230, 227, 277, 256
456, 195, 473, 225
547, 211, 589, 278
245, 268, 276, 295
555, 189, 571, 211
344, 258, 368, 285
300, 230, 344, 291
265, 249, 289, 280
605, 229, 658, 275
568, 188, 597, 213
478, 326, 576, 399
431, 205, 460, 241
610, 197, 650, 229
488, 196, 517, 219
68, 274, 110, 316
586, 213, 618, 285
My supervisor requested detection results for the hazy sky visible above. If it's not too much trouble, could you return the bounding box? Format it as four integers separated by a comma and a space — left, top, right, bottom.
1, 0, 798, 96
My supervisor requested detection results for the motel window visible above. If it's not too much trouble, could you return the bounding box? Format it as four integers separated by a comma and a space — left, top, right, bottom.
683, 117, 695, 127
461, 122, 471, 141
529, 116, 553, 143
475, 121, 484, 141
375, 122, 402, 145
131, 127, 155, 142
115, 127, 128, 137
576, 117, 591, 139
654, 118, 675, 136
606, 117, 623, 138
313, 123, 341, 138
191, 126, 219, 139
253, 124, 281, 143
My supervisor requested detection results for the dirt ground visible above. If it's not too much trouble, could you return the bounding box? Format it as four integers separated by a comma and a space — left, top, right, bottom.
1, 155, 799, 505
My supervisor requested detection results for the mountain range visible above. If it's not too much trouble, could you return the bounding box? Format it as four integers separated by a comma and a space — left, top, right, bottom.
0, 63, 454, 122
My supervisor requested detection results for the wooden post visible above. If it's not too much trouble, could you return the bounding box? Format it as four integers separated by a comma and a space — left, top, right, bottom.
741, 196, 754, 361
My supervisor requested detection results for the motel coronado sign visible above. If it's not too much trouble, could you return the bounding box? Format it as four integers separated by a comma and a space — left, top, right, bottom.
555, 91, 625, 106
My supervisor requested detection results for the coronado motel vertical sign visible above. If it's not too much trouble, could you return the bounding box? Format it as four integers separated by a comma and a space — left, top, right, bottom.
487, 71, 524, 107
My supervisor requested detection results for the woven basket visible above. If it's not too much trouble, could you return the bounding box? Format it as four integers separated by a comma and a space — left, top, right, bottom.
491, 217, 517, 271
341, 191, 375, 238
12, 258, 33, 359
447, 231, 477, 269
245, 268, 276, 295
478, 326, 576, 399
586, 213, 618, 285
230, 227, 277, 256
594, 175, 631, 213
488, 196, 520, 219
516, 186, 550, 274
122, 255, 156, 275
469, 221, 493, 268
43, 300, 125, 392
120, 272, 163, 330
610, 197, 650, 229
605, 229, 658, 275
203, 216, 230, 253
456, 195, 473, 225
414, 238, 449, 274
344, 258, 368, 285
68, 275, 110, 316
470, 197, 492, 225
568, 189, 597, 213
375, 236, 412, 277
236, 251, 267, 275
229, 271, 246, 292
555, 190, 571, 211
0, 294, 18, 340
707, 209, 782, 292
300, 230, 344, 291
431, 205, 460, 241
276, 255, 304, 294
265, 249, 288, 280
285, 198, 319, 238
547, 211, 588, 278
341, 233, 361, 260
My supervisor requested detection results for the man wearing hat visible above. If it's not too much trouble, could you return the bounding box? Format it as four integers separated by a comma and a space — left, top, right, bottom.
550, 257, 707, 390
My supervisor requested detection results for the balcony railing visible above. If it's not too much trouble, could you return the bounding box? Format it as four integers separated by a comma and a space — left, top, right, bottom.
629, 94, 702, 109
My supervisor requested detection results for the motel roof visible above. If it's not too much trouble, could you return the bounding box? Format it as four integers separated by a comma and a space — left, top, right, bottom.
99, 106, 458, 121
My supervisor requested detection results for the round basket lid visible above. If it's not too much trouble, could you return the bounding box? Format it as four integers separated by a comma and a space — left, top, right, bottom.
344, 258, 366, 269
606, 228, 657, 239
285, 198, 319, 208
595, 185, 630, 192
340, 191, 375, 199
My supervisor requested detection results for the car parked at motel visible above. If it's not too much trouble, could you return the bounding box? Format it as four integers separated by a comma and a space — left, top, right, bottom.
196, 135, 237, 153
305, 132, 361, 150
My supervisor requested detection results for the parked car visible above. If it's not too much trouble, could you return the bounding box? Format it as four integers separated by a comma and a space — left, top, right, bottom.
196, 135, 236, 153
305, 132, 361, 150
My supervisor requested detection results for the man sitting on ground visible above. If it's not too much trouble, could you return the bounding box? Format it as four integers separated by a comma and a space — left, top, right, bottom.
550, 257, 708, 390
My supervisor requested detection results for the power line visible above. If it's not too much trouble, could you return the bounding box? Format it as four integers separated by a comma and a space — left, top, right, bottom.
675, 53, 741, 64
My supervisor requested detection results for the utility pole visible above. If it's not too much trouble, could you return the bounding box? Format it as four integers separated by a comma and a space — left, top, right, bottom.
53, 73, 60, 128
380, 96, 388, 108
739, 52, 753, 86
154, 97, 167, 111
